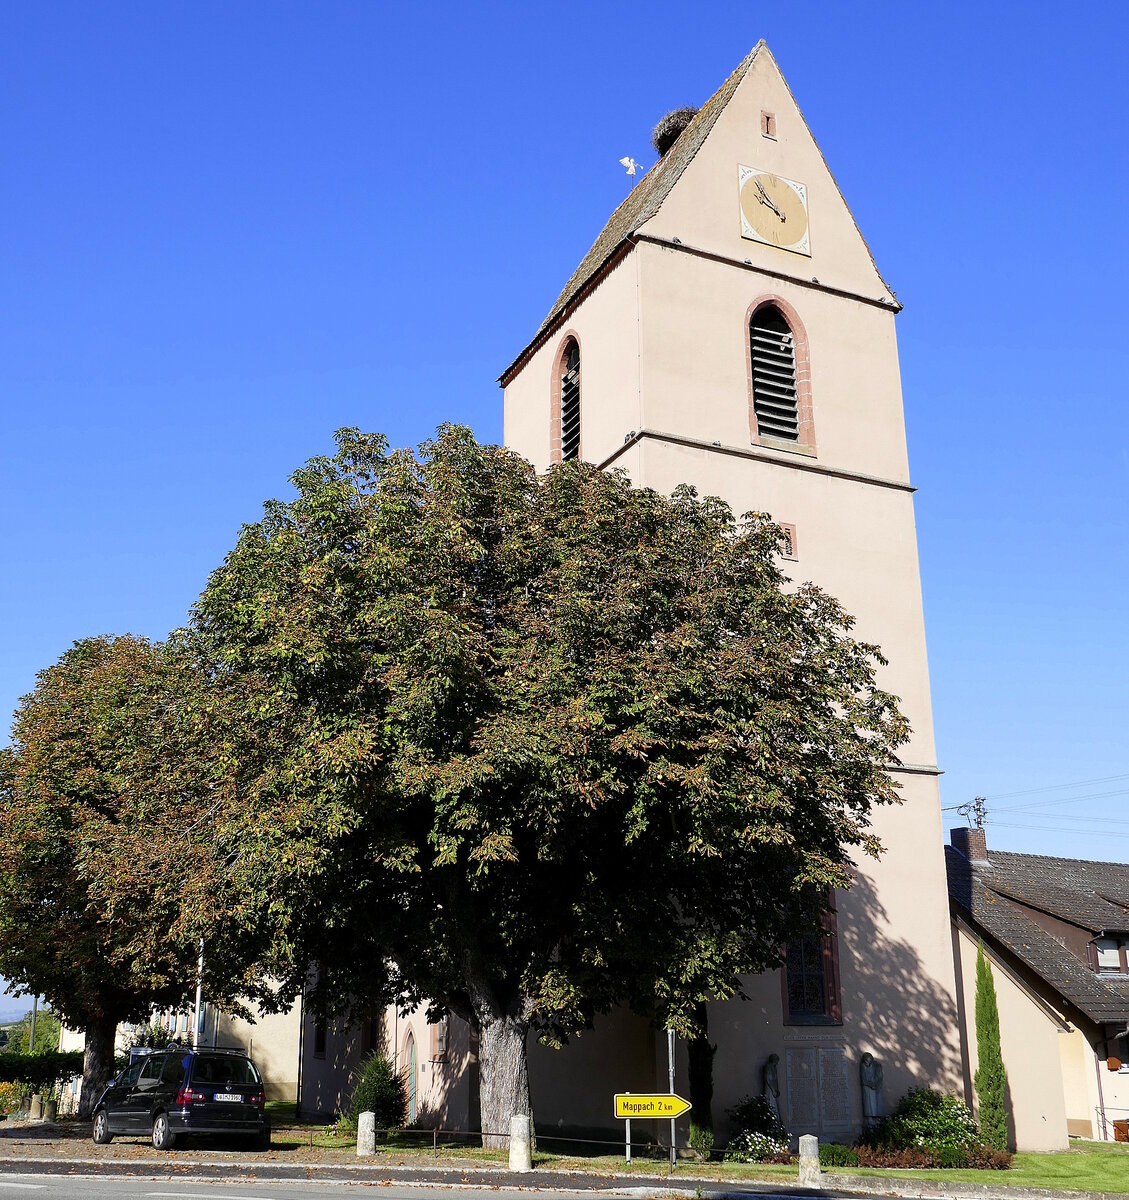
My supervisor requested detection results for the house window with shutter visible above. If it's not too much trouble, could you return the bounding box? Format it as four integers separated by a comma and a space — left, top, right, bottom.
550, 335, 582, 464
1092, 937, 1129, 975
430, 1011, 449, 1061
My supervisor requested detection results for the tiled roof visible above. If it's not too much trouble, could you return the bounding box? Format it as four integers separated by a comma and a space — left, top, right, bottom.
946, 846, 1129, 1025
499, 43, 765, 383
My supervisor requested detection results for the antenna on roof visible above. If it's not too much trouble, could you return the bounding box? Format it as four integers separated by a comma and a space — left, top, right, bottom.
957, 796, 987, 829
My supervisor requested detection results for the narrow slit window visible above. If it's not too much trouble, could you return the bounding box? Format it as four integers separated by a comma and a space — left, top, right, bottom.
560, 341, 581, 461
750, 307, 799, 441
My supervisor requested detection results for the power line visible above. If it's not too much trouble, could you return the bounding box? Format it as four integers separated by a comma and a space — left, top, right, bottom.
987, 813, 1129, 831
999, 786, 1129, 814
985, 772, 1129, 803
988, 820, 1129, 841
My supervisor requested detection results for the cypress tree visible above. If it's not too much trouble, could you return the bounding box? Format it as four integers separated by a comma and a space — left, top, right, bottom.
973, 942, 1009, 1150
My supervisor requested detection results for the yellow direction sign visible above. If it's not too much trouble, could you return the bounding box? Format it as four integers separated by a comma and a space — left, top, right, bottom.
614, 1093, 691, 1120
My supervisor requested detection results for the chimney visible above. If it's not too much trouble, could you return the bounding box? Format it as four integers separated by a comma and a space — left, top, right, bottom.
951, 826, 988, 863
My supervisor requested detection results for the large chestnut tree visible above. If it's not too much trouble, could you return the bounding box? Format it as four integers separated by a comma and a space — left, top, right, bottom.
194, 425, 908, 1142
0, 635, 267, 1115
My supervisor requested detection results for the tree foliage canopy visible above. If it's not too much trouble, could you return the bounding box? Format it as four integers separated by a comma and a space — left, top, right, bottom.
0, 634, 266, 1108
194, 425, 908, 1130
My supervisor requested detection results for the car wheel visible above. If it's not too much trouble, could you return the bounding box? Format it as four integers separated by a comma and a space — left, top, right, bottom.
152, 1111, 176, 1151
92, 1110, 113, 1145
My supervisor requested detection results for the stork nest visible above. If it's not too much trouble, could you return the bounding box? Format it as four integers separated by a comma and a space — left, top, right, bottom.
651, 107, 699, 157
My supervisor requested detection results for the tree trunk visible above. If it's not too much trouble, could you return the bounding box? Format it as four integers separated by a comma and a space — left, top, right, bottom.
78, 1014, 118, 1119
476, 1010, 531, 1149
687, 1001, 716, 1154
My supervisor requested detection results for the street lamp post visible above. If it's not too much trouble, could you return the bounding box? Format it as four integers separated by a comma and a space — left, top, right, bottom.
192, 939, 204, 1050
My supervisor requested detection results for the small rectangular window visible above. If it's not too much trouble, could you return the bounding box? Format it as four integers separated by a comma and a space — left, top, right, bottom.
778, 523, 798, 561
760, 111, 777, 139
314, 1018, 327, 1059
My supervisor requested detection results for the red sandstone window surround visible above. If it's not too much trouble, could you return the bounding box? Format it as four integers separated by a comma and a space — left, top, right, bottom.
549, 333, 582, 464
746, 296, 816, 456
781, 901, 842, 1025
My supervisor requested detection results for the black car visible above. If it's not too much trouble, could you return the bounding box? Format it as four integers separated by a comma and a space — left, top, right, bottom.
91, 1045, 270, 1150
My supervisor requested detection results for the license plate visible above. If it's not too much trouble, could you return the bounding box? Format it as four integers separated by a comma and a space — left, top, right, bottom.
214, 1092, 241, 1102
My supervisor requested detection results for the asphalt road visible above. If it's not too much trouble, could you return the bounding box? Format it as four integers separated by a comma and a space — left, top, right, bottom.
0, 1179, 702, 1200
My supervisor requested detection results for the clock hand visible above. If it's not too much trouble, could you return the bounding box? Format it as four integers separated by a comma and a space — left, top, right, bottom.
754, 180, 786, 221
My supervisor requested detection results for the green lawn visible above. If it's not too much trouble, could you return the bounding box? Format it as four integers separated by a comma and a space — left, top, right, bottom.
354, 1138, 1129, 1192
255, 1124, 1129, 1193
835, 1141, 1129, 1193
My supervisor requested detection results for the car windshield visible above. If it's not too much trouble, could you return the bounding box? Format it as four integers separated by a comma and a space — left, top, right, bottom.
190, 1054, 260, 1086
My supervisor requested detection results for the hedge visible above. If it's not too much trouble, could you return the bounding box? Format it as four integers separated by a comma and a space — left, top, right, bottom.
0, 1051, 85, 1089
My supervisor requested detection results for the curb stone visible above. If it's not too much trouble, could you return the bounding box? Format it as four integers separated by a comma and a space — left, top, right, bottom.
0, 1156, 1124, 1200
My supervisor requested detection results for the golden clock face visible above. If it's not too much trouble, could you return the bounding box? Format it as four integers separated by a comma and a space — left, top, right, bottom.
739, 166, 810, 256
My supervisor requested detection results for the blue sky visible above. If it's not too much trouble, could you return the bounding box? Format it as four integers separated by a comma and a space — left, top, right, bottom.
1, 2, 1127, 1009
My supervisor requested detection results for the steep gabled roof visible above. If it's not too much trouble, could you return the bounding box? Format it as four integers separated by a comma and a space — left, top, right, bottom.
499, 42, 766, 384
946, 846, 1129, 1025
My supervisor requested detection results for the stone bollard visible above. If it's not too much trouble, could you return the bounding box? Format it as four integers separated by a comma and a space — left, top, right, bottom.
29, 1094, 43, 1121
356, 1111, 376, 1157
508, 1113, 532, 1173
798, 1134, 821, 1188
43, 1099, 57, 1122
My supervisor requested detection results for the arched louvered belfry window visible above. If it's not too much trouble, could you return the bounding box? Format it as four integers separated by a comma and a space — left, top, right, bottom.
750, 305, 800, 441
559, 340, 581, 461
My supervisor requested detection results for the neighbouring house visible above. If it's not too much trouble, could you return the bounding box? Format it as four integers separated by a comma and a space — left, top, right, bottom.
57, 1000, 302, 1114
947, 826, 1129, 1149
296, 1005, 475, 1127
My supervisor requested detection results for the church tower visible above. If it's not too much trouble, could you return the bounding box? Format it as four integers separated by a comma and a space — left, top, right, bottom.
502, 43, 962, 1141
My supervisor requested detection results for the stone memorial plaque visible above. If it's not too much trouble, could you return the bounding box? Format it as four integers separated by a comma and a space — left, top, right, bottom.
786, 1046, 819, 1130
819, 1047, 851, 1131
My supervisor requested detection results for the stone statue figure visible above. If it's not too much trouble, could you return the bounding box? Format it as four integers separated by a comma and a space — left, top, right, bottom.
860, 1052, 884, 1123
762, 1053, 781, 1120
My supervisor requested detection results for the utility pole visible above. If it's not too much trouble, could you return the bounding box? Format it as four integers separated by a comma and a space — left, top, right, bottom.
957, 796, 987, 829
28, 995, 37, 1053
667, 1028, 676, 1175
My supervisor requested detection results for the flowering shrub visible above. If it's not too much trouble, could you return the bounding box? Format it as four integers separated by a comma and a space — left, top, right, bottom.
857, 1088, 1011, 1169
725, 1129, 792, 1163
869, 1088, 979, 1153
0, 1081, 30, 1113
724, 1094, 791, 1163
